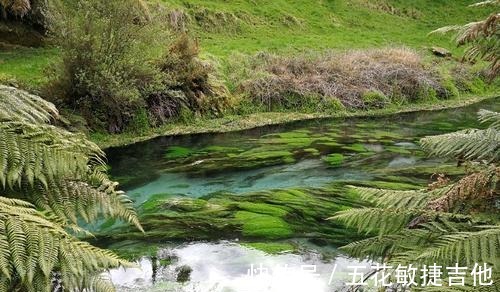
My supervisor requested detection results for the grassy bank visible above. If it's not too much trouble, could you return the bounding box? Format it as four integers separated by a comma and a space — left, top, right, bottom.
0, 0, 492, 88
93, 94, 498, 149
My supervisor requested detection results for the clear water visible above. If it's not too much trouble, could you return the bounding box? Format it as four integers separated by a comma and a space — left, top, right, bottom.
109, 241, 372, 292
108, 98, 498, 204
105, 98, 499, 291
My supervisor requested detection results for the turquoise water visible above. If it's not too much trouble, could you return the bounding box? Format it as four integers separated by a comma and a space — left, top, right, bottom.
105, 98, 499, 291
108, 98, 499, 204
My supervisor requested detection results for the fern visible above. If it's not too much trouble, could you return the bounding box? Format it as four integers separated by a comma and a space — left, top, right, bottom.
420, 128, 499, 162
333, 110, 500, 291
479, 109, 500, 130
0, 85, 142, 291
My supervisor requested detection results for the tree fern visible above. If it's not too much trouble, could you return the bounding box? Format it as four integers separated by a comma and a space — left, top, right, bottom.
0, 86, 142, 291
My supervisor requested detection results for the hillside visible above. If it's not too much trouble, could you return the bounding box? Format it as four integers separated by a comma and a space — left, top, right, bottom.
0, 0, 492, 87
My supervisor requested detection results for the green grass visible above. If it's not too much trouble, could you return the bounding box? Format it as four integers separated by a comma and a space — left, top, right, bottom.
165, 0, 490, 57
0, 0, 492, 87
0, 47, 58, 89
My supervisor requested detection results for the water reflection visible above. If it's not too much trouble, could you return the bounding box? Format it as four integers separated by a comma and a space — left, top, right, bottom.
110, 242, 372, 292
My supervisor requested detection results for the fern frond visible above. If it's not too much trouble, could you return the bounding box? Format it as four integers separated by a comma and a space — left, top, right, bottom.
417, 226, 500, 266
420, 128, 499, 162
351, 186, 441, 209
479, 109, 500, 130
330, 207, 420, 235
427, 166, 498, 212
0, 197, 130, 291
0, 86, 142, 290
0, 85, 57, 124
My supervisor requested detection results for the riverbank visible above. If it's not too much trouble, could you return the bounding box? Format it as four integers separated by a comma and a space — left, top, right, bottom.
93, 94, 498, 149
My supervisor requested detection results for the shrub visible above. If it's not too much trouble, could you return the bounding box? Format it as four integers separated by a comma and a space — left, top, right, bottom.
129, 107, 150, 134
361, 90, 389, 108
233, 48, 454, 111
148, 34, 231, 125
46, 0, 167, 133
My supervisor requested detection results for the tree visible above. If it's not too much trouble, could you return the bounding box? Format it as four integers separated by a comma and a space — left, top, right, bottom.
332, 109, 500, 290
0, 85, 142, 291
431, 1, 499, 79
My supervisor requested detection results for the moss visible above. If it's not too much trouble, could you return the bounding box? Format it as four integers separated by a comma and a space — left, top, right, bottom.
323, 153, 344, 167
234, 211, 293, 239
242, 242, 296, 254
164, 146, 193, 159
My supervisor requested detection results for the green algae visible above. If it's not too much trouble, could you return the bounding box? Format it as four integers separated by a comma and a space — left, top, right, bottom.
237, 202, 289, 217
202, 145, 243, 153
97, 183, 375, 245
303, 148, 320, 156
323, 153, 344, 167
105, 240, 160, 260
385, 146, 412, 155
235, 211, 293, 239
165, 146, 193, 159
342, 143, 367, 153
242, 242, 296, 254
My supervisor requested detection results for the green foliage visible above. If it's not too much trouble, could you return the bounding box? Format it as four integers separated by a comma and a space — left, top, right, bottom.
331, 109, 500, 290
46, 0, 167, 133
362, 91, 389, 108
129, 108, 150, 134
148, 34, 232, 125
431, 1, 499, 78
323, 154, 344, 167
0, 85, 141, 291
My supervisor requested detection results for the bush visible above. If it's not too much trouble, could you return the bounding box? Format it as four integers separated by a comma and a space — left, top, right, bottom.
233, 48, 455, 111
147, 34, 232, 125
361, 90, 389, 108
46, 0, 167, 133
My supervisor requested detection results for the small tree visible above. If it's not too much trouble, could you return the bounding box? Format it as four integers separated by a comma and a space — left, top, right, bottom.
47, 0, 167, 133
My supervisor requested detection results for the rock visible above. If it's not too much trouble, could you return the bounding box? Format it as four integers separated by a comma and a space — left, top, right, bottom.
431, 46, 451, 58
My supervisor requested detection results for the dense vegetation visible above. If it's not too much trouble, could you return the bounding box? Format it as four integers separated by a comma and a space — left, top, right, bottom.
0, 0, 498, 291
0, 85, 142, 290
332, 109, 500, 290
1, 0, 498, 139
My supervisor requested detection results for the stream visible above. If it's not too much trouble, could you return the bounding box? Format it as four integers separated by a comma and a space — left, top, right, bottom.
103, 98, 499, 292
